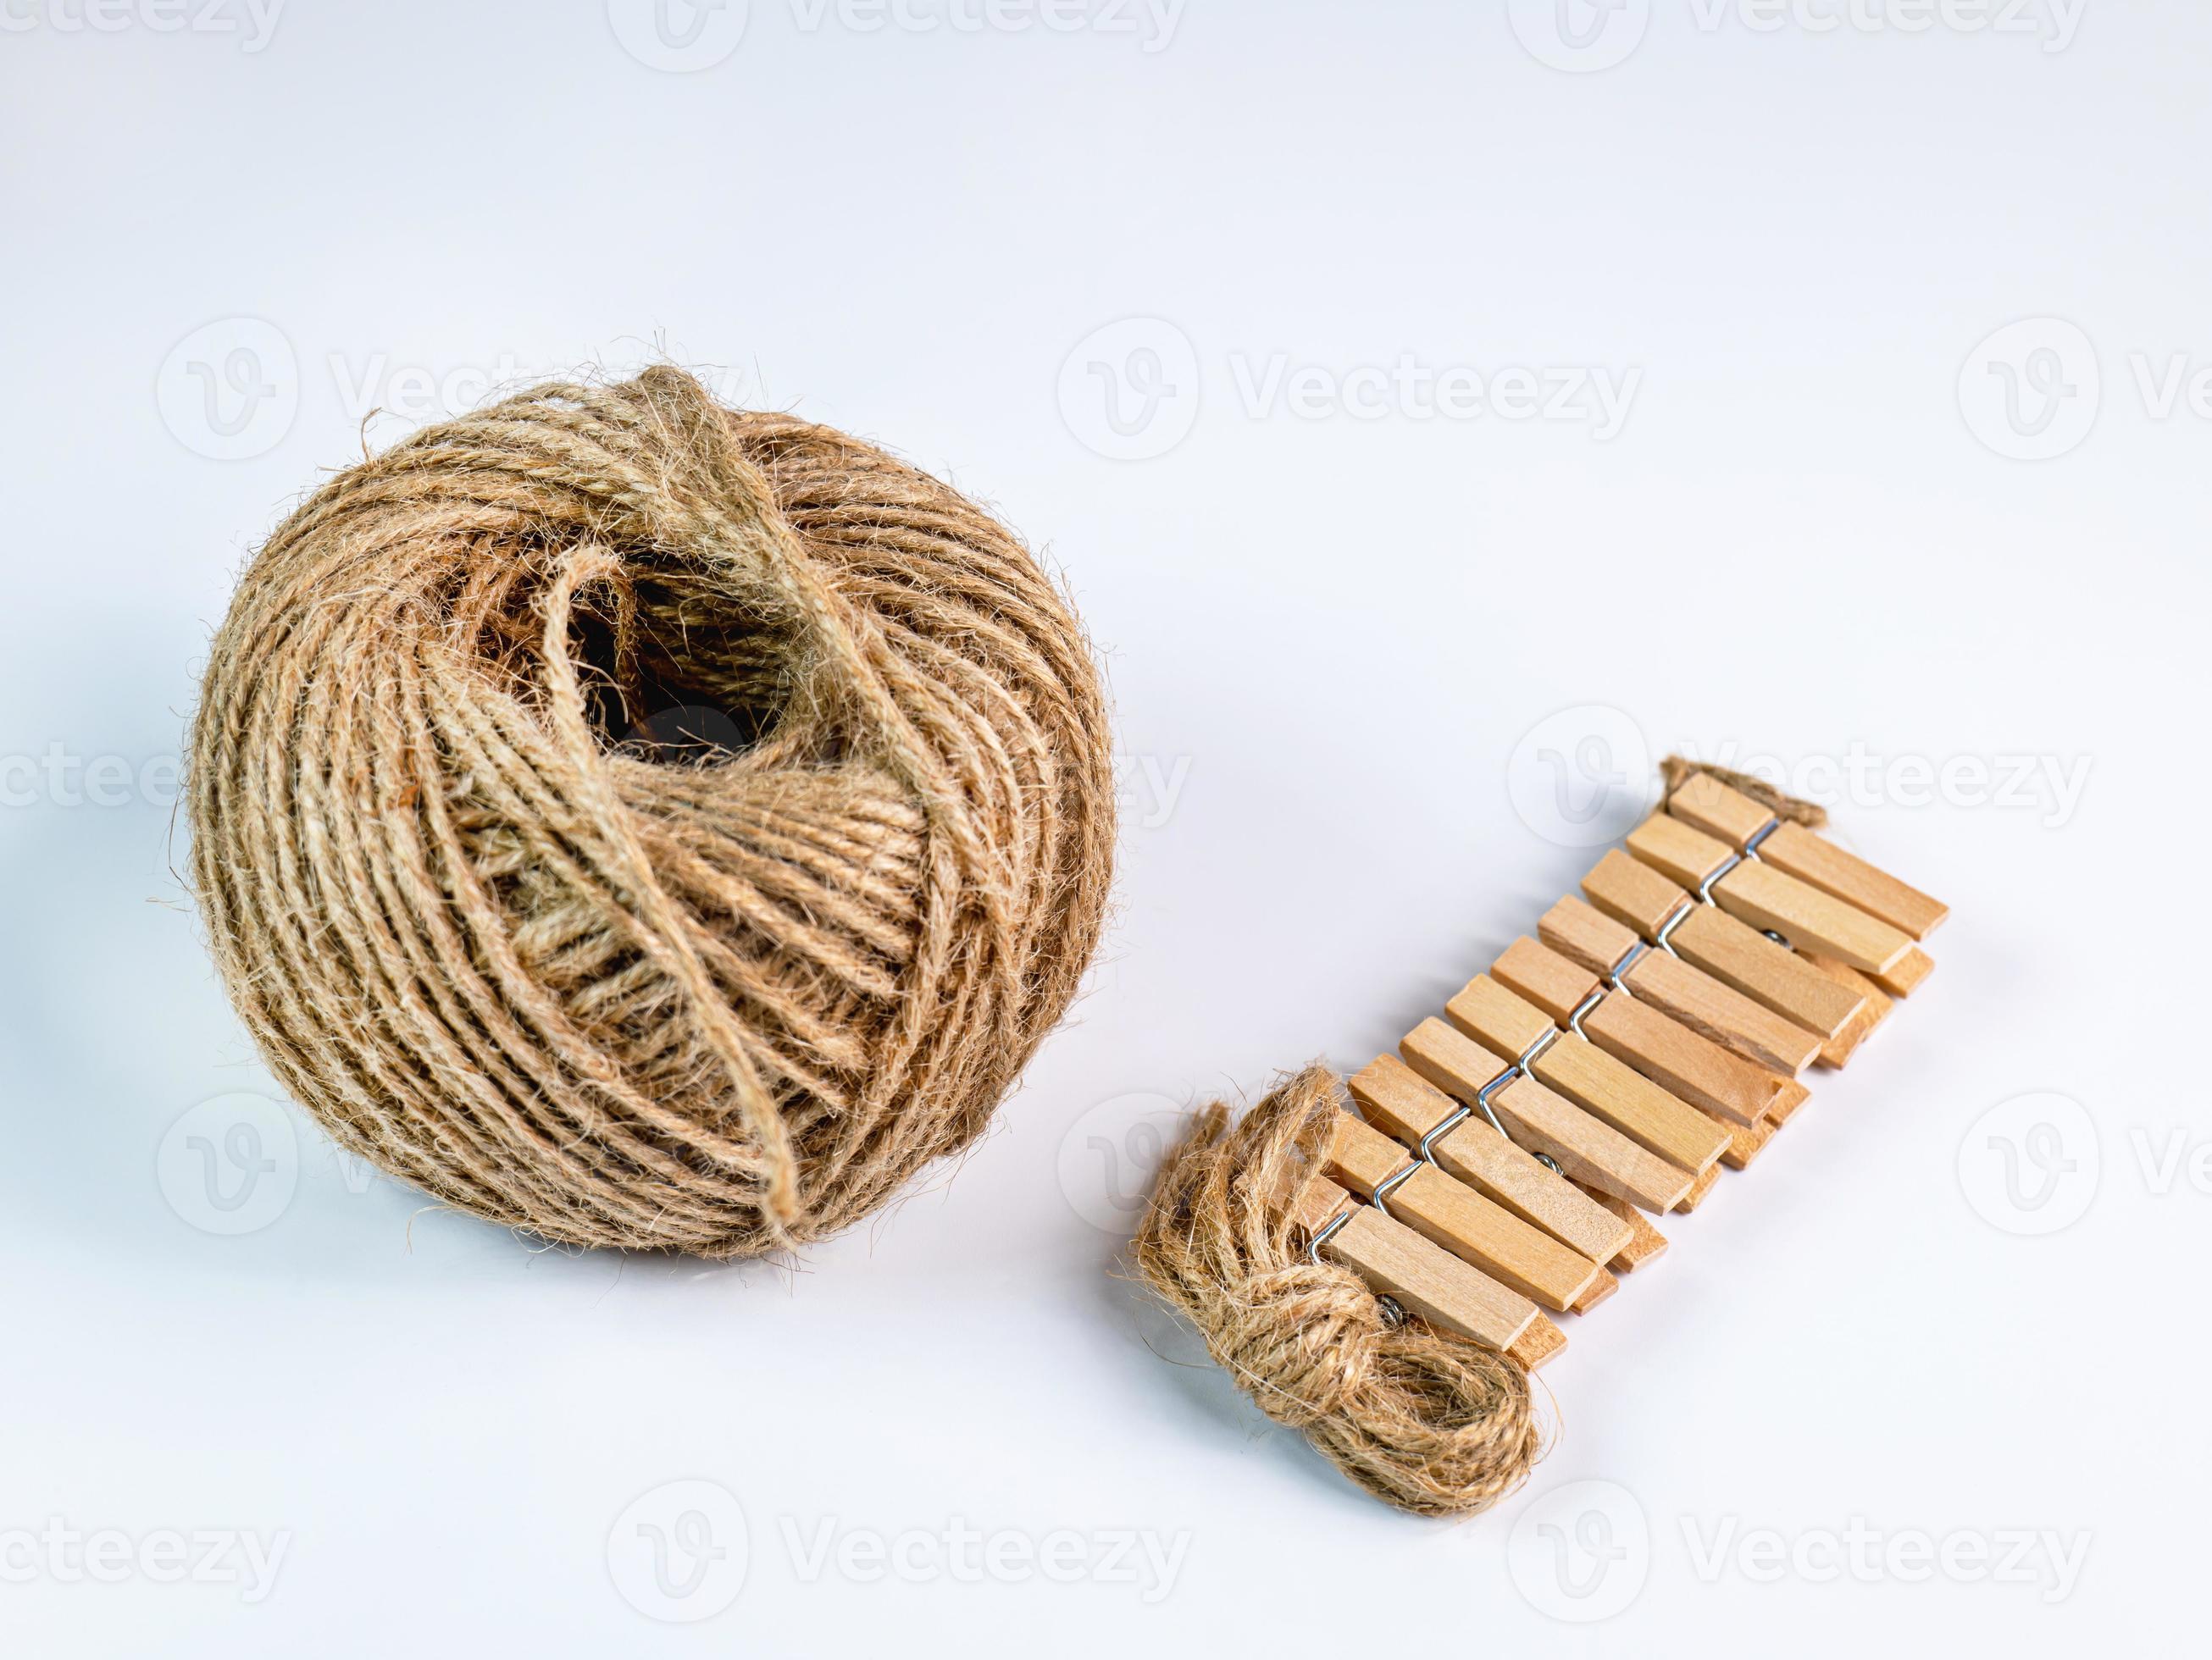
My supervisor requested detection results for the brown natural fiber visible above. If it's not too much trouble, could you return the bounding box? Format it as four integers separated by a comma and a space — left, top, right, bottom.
1132, 1065, 1542, 1516
1660, 754, 1828, 827
187, 368, 1115, 1257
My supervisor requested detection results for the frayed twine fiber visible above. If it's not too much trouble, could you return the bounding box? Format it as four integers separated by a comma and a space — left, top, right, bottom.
1660, 754, 1827, 828
1132, 1065, 1543, 1517
187, 368, 1115, 1258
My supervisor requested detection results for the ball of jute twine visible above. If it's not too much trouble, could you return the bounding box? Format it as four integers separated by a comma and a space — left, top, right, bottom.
187, 368, 1115, 1258
1132, 1065, 1544, 1517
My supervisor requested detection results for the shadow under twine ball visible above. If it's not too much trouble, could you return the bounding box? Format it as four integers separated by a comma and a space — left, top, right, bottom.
187, 368, 1116, 1257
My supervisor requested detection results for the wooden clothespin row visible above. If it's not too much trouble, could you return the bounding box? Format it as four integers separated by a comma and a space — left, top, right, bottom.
1488, 932, 1800, 1170
1282, 757, 1945, 1380
1656, 770, 1945, 999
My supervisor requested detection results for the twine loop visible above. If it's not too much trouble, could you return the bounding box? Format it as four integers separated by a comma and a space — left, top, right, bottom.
1132, 1067, 1543, 1516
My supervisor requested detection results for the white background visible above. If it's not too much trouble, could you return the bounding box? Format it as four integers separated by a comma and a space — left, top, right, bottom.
3, 1, 2207, 1653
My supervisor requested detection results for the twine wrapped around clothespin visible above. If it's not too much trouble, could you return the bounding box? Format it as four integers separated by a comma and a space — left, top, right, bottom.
1131, 1066, 1543, 1518
1130, 754, 1947, 1516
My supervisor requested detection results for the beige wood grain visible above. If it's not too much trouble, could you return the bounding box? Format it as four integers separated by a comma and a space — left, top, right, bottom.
1626, 811, 1736, 892
1719, 1112, 1778, 1169
1622, 948, 1824, 1075
1347, 1052, 1466, 1142
1801, 954, 1892, 1068
1760, 820, 1948, 939
1508, 1314, 1567, 1371
1289, 1167, 1353, 1236
1490, 934, 1600, 1022
1607, 819, 1866, 1039
1583, 848, 1690, 938
1411, 1012, 1697, 1211
1874, 943, 1935, 999
1533, 1034, 1730, 1176
1538, 894, 1643, 981
1711, 858, 1914, 974
1539, 894, 1822, 1074
1444, 973, 1555, 1059
1670, 902, 1866, 1039
1666, 771, 1777, 848
1569, 1270, 1618, 1314
1400, 1015, 1511, 1103
1576, 984, 1802, 1127
1671, 1162, 1723, 1212
1324, 1106, 1423, 1195
1574, 1182, 1669, 1271
1487, 1073, 1696, 1213
1324, 1110, 1604, 1313
1450, 972, 1728, 1175
1298, 1176, 1538, 1353
1348, 1055, 1635, 1264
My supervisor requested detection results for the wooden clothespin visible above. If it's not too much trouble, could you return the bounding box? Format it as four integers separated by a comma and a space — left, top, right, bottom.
1398, 1014, 1698, 1214
1587, 838, 1869, 1046
1490, 934, 1805, 1131
1660, 771, 1944, 998
1539, 891, 1824, 1076
1443, 973, 1731, 1202
1257, 753, 1944, 1430
1349, 1054, 1643, 1273
1321, 1106, 1614, 1313
1625, 804, 1920, 993
1291, 1171, 1568, 1370
1489, 934, 1799, 1172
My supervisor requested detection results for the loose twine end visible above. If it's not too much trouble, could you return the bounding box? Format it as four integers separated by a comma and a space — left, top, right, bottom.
1129, 1065, 1544, 1518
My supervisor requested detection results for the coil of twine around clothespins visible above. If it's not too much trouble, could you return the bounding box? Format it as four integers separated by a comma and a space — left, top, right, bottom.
187, 368, 1115, 1258
1132, 1065, 1544, 1517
